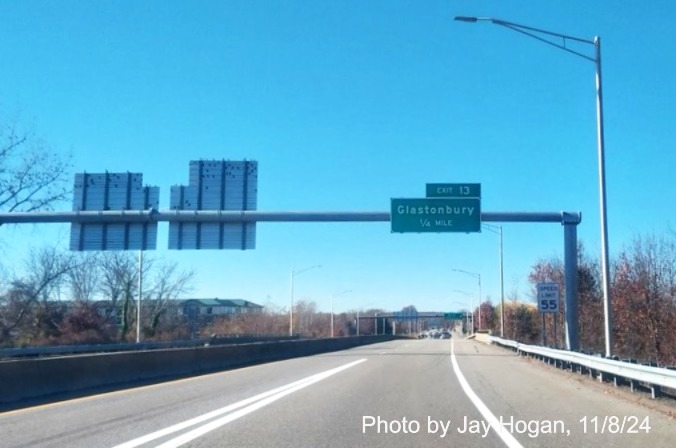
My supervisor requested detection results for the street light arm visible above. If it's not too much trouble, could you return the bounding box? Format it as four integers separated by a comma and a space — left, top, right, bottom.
482, 223, 501, 234
333, 289, 353, 299
491, 18, 595, 45
451, 268, 480, 282
454, 16, 596, 62
497, 22, 596, 62
293, 264, 322, 277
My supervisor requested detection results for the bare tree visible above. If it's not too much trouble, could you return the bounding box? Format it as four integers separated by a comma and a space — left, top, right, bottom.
613, 233, 676, 365
0, 246, 73, 344
0, 119, 71, 212
97, 252, 197, 341
203, 306, 287, 338
1, 248, 198, 345
98, 252, 140, 341
143, 261, 195, 337
67, 252, 102, 302
294, 300, 328, 337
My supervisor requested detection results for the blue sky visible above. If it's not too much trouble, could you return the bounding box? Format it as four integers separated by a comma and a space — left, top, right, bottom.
1, 1, 674, 314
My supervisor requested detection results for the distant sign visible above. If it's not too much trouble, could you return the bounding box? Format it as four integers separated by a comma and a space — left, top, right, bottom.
70, 172, 159, 251
426, 183, 481, 198
391, 198, 481, 233
169, 160, 257, 250
444, 312, 466, 320
537, 283, 560, 313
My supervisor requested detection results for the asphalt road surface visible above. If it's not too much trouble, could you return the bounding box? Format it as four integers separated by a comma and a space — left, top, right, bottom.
1, 338, 673, 447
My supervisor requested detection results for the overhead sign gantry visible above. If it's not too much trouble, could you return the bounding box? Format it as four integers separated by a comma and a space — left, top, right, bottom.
0, 166, 582, 351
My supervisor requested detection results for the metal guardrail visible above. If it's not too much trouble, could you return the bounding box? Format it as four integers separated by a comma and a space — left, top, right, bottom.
488, 336, 676, 399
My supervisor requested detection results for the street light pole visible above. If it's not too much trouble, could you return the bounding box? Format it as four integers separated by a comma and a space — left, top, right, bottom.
289, 265, 322, 337
454, 16, 613, 356
356, 302, 373, 336
137, 250, 143, 344
500, 228, 504, 337
331, 289, 352, 338
452, 269, 481, 330
483, 223, 505, 337
289, 270, 294, 337
454, 290, 473, 333
451, 300, 470, 334
594, 36, 614, 358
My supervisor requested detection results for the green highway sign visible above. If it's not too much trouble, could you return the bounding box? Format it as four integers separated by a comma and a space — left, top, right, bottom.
426, 183, 481, 198
444, 312, 466, 320
391, 198, 481, 233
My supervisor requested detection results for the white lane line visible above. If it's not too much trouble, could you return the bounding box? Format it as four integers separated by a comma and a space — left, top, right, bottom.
154, 358, 367, 448
112, 358, 367, 448
111, 380, 313, 448
450, 340, 523, 448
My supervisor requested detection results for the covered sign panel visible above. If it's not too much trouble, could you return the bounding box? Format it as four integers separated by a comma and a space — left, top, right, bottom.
70, 172, 159, 251
169, 160, 258, 250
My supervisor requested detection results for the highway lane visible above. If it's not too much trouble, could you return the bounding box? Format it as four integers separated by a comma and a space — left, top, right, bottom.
0, 338, 673, 447
180, 339, 503, 448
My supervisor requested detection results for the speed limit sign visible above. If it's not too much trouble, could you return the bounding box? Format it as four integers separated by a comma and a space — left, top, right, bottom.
537, 283, 560, 313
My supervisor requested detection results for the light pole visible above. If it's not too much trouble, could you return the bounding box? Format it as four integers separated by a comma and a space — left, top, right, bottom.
356, 302, 373, 336
137, 250, 143, 344
452, 269, 482, 330
454, 16, 613, 355
483, 223, 505, 337
451, 300, 470, 333
454, 290, 473, 332
330, 289, 352, 338
290, 264, 322, 336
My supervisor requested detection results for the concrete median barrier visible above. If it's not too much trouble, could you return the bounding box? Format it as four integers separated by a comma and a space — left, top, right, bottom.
0, 335, 397, 410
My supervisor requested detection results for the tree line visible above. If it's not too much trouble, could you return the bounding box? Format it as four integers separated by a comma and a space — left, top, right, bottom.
475, 234, 675, 366
0, 248, 194, 346
1, 234, 673, 368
